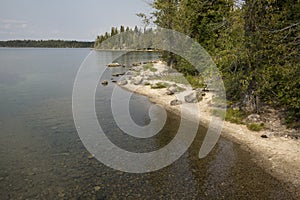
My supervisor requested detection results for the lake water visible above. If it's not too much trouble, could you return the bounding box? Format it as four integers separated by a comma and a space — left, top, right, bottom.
0, 48, 296, 199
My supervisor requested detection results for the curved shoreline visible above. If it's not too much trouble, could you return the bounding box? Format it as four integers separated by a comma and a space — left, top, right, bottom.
117, 63, 300, 197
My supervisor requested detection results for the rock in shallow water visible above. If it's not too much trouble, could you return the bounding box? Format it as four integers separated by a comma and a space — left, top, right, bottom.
118, 79, 128, 86
101, 80, 108, 85
107, 63, 121, 67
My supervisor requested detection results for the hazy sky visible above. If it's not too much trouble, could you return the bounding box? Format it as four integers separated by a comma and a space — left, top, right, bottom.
0, 0, 152, 41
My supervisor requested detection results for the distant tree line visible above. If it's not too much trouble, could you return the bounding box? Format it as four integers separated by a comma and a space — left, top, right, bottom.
0, 40, 94, 48
94, 25, 156, 50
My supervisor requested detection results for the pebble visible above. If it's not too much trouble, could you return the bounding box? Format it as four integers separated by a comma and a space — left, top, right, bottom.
58, 192, 65, 198
94, 186, 101, 191
28, 172, 35, 176
88, 154, 95, 159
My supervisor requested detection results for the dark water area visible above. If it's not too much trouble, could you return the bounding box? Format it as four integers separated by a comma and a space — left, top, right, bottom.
0, 48, 296, 199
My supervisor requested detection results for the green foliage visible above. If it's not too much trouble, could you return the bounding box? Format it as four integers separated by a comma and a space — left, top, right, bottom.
212, 108, 246, 124
247, 123, 265, 132
225, 109, 246, 124
211, 109, 226, 119
151, 82, 169, 89
94, 25, 157, 50
94, 0, 300, 126
186, 75, 205, 88
158, 75, 189, 85
152, 0, 300, 125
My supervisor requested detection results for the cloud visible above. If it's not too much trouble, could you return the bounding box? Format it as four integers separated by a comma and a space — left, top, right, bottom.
0, 18, 29, 38
0, 18, 28, 31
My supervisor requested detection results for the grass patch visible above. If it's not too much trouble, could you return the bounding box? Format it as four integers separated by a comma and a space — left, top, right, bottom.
247, 123, 264, 131
186, 75, 205, 88
213, 107, 265, 131
212, 96, 227, 107
212, 108, 245, 124
151, 82, 169, 89
143, 63, 157, 72
149, 73, 205, 89
285, 116, 300, 129
159, 75, 189, 85
212, 109, 226, 119
226, 109, 245, 124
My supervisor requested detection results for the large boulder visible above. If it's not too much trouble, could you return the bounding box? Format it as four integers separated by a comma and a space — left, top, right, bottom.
132, 77, 143, 85
125, 71, 134, 76
166, 86, 178, 95
184, 91, 203, 103
170, 99, 183, 106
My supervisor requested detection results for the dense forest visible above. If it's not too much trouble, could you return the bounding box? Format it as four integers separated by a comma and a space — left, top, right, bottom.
95, 0, 299, 127
94, 26, 156, 50
0, 40, 94, 48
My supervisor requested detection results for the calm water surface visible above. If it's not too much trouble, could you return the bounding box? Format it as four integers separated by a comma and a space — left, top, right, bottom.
0, 48, 296, 199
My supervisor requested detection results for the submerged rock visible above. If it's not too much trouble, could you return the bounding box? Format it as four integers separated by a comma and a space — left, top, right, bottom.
112, 72, 125, 77
96, 190, 106, 200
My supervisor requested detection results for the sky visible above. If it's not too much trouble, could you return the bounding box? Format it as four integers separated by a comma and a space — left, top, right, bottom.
0, 0, 153, 41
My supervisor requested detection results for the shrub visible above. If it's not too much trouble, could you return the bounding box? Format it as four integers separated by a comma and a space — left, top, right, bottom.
186, 75, 205, 88
247, 123, 264, 132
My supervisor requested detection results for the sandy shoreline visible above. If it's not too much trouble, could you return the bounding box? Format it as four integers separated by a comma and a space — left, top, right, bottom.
115, 62, 300, 192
